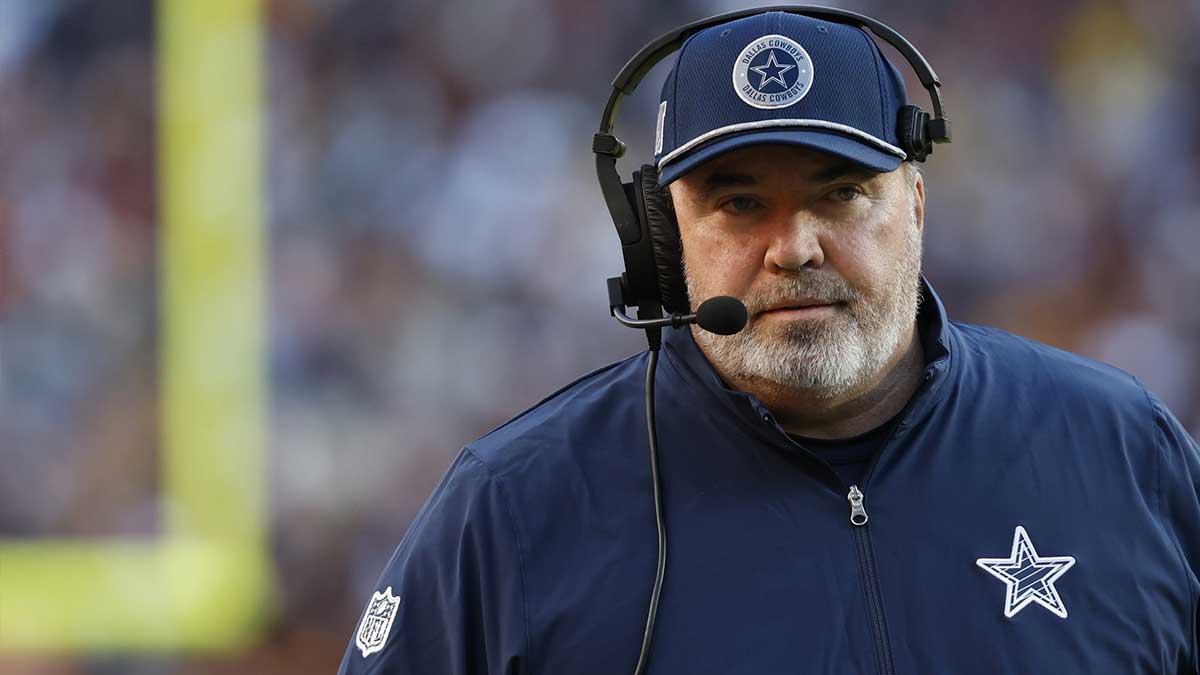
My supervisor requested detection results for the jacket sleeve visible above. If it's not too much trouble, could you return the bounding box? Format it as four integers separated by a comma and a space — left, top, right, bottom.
338, 448, 531, 675
1148, 394, 1200, 674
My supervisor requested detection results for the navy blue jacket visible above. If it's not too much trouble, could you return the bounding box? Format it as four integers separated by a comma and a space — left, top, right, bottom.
339, 280, 1200, 674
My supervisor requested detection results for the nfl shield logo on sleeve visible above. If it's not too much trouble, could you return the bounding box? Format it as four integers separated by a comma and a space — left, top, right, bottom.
356, 586, 401, 657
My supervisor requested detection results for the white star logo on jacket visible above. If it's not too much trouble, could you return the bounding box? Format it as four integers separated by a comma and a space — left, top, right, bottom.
976, 526, 1076, 619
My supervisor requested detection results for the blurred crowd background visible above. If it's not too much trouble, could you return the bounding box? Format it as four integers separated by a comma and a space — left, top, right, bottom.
2, 0, 1198, 672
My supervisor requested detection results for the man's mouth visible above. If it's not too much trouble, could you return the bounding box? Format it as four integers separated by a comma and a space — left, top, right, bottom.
758, 301, 844, 319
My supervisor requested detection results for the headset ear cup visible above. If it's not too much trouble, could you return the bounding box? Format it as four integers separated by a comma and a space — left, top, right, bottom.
897, 104, 932, 161
639, 164, 690, 314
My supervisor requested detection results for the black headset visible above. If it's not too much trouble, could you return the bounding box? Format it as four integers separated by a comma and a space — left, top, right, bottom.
595, 7, 950, 674
597, 4, 950, 350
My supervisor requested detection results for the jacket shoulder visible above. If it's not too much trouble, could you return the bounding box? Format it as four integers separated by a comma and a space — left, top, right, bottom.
465, 350, 650, 475
949, 320, 1150, 411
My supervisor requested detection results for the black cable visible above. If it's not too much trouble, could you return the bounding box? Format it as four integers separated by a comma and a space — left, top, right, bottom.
632, 347, 666, 675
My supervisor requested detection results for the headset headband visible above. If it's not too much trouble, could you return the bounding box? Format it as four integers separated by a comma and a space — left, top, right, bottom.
601, 5, 945, 132
598, 5, 946, 138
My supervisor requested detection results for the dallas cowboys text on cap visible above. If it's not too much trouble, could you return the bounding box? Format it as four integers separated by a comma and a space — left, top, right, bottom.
732, 34, 814, 109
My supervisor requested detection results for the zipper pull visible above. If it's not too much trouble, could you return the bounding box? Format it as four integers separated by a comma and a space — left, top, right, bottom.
847, 485, 869, 527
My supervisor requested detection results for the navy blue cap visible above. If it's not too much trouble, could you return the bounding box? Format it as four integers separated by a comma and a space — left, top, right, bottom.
654, 11, 910, 185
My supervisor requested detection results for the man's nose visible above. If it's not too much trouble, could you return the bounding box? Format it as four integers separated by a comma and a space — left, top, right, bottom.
765, 218, 825, 272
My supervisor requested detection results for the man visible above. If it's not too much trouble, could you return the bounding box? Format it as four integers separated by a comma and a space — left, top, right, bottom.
340, 10, 1200, 674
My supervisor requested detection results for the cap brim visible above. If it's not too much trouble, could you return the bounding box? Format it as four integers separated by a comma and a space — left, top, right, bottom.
657, 129, 904, 186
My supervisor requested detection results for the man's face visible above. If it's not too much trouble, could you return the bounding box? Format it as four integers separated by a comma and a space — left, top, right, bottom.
667, 144, 925, 399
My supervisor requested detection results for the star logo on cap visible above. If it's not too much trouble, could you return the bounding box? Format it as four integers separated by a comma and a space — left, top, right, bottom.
976, 525, 1076, 619
749, 50, 795, 90
732, 35, 813, 110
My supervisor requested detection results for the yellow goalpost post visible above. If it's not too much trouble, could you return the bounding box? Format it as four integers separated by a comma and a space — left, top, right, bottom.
0, 0, 272, 651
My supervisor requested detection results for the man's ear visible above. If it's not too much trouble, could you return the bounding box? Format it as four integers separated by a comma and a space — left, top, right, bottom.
662, 181, 677, 215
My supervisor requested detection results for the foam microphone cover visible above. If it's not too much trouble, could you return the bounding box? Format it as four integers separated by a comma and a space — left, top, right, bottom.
695, 296, 748, 335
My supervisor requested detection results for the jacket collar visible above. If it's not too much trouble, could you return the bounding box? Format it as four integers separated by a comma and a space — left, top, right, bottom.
660, 274, 954, 435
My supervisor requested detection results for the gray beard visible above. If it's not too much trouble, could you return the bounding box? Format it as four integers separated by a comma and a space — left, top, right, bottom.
686, 210, 924, 400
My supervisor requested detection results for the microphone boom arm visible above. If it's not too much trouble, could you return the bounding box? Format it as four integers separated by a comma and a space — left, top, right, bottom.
611, 305, 698, 330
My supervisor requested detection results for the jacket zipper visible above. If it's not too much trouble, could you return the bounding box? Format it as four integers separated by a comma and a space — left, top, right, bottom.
847, 485, 895, 675
764, 411, 904, 675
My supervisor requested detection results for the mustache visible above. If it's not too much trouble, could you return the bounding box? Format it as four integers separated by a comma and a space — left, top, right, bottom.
745, 274, 859, 314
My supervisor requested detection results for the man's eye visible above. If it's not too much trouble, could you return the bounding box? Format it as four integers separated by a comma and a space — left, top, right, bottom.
720, 196, 762, 214
828, 186, 863, 202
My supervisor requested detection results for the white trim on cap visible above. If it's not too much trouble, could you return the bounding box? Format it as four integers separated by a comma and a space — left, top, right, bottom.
654, 101, 667, 155
656, 119, 907, 169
